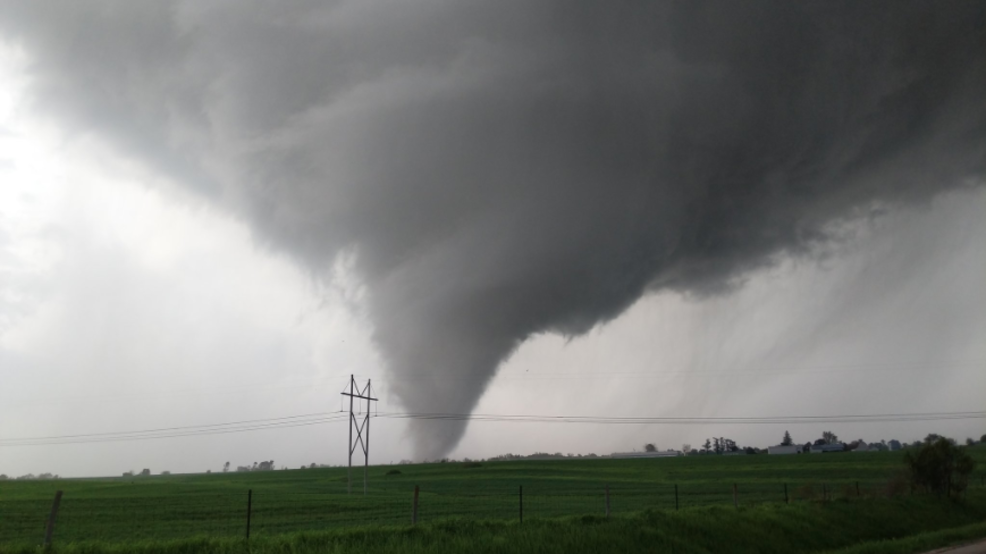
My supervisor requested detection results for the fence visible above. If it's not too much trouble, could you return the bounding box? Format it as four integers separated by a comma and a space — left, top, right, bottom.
4, 474, 983, 547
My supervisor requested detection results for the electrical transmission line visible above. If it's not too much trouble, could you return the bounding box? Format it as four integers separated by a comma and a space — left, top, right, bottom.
341, 375, 377, 495
2, 409, 983, 447
374, 410, 986, 425
0, 413, 347, 447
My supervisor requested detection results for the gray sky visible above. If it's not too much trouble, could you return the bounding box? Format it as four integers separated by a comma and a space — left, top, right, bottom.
0, 1, 984, 477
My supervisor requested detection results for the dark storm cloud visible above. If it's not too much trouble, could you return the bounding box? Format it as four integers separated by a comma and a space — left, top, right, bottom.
1, 1, 983, 458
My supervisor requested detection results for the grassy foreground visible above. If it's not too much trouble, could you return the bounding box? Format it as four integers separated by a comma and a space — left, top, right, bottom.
829, 522, 986, 554
4, 447, 985, 545
2, 492, 984, 554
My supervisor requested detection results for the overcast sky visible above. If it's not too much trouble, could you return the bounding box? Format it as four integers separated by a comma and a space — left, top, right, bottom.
1, 2, 984, 478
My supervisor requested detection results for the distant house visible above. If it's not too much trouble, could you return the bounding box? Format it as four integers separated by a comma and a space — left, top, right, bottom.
610, 451, 683, 459
767, 445, 803, 455
809, 443, 845, 454
852, 442, 873, 452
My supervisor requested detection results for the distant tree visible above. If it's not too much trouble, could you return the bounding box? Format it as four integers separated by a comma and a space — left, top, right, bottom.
160, 471, 171, 476
702, 439, 711, 453
813, 438, 826, 446
725, 439, 738, 452
712, 438, 722, 454
139, 469, 150, 477
822, 431, 839, 445
122, 471, 133, 477
904, 437, 976, 497
888, 440, 902, 451
981, 434, 986, 444
781, 431, 793, 446
206, 469, 212, 474
644, 443, 657, 452
682, 444, 691, 454
924, 433, 942, 444
967, 438, 975, 446
0, 474, 7, 480
309, 463, 316, 469
223, 462, 230, 473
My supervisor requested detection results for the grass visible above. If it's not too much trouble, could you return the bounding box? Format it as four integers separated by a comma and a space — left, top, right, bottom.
0, 492, 984, 554
1, 445, 984, 549
826, 522, 986, 554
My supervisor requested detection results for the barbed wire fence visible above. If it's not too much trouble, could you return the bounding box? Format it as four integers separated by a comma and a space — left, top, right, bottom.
3, 468, 984, 547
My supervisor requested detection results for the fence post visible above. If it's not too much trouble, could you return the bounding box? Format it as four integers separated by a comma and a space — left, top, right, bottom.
246, 489, 252, 540
519, 485, 523, 524
733, 483, 738, 508
605, 485, 610, 517
675, 484, 679, 511
412, 485, 419, 525
43, 490, 63, 548
784, 483, 788, 504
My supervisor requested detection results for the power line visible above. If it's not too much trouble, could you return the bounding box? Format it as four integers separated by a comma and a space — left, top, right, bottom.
0, 413, 348, 447
3, 409, 983, 447
375, 410, 986, 425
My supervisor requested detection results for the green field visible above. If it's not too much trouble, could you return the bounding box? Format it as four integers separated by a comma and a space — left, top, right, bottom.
2, 446, 985, 550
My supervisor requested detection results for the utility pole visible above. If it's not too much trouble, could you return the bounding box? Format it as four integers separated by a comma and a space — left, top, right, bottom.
341, 375, 377, 495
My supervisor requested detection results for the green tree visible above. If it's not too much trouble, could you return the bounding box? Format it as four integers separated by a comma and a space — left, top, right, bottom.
781, 431, 793, 446
644, 443, 657, 452
822, 431, 839, 444
904, 437, 975, 497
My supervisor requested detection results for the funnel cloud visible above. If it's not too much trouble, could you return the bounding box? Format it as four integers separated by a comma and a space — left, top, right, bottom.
0, 1, 983, 458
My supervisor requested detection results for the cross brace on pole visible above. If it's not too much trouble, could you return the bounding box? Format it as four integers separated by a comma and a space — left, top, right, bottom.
341, 375, 377, 495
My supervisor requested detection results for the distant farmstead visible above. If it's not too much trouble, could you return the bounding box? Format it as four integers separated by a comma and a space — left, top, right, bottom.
610, 451, 683, 459
809, 443, 845, 454
767, 445, 803, 455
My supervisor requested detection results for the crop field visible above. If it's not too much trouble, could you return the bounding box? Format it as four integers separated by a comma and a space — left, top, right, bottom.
2, 446, 985, 549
